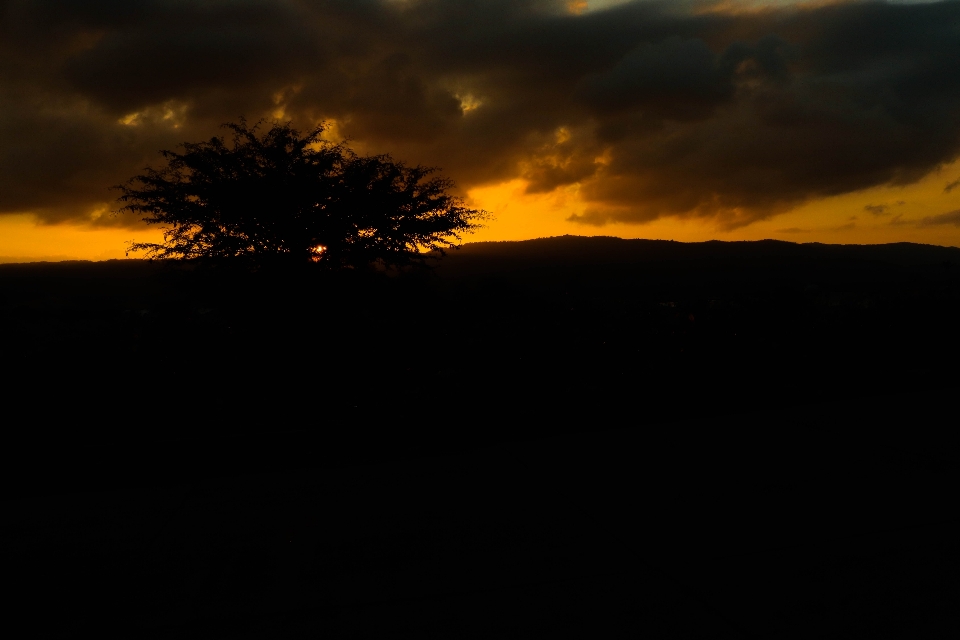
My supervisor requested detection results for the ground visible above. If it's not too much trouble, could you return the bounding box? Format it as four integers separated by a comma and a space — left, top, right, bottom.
2, 237, 958, 636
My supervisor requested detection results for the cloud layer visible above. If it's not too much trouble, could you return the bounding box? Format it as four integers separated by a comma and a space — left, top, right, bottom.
2, 0, 959, 228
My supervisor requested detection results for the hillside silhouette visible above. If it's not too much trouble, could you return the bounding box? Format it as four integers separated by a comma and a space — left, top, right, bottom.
3, 236, 959, 637
4, 235, 959, 451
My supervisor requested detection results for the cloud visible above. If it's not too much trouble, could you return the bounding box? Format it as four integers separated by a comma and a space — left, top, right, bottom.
566, 208, 622, 226
2, 0, 960, 229
918, 209, 960, 227
946, 177, 960, 193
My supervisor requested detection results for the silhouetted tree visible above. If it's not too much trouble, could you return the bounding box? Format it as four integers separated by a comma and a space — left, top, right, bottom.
116, 119, 486, 269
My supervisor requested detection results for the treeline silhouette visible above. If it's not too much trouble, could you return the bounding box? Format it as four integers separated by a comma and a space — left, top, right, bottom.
3, 236, 958, 454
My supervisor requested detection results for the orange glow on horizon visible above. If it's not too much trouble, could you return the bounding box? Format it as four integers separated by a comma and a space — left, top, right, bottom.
465, 158, 960, 248
0, 214, 165, 263
2, 157, 959, 263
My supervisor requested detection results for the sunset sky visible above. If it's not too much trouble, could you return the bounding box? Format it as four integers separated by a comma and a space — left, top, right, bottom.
2, 0, 959, 261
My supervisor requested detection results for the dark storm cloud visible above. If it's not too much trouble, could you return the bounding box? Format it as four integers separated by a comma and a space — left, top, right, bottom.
2, 0, 960, 227
918, 209, 960, 227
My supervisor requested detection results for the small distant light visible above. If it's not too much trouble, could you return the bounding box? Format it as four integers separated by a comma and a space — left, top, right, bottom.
310, 245, 328, 262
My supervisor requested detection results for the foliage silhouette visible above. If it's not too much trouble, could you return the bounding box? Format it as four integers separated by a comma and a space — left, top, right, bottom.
116, 119, 487, 269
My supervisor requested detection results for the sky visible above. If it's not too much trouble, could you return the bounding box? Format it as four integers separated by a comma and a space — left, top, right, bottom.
1, 0, 959, 261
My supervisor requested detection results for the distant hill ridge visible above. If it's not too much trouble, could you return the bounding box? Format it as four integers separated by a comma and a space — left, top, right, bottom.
2, 235, 959, 270
437, 235, 960, 271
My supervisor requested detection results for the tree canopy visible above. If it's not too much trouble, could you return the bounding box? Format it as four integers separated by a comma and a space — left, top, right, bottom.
116, 120, 487, 269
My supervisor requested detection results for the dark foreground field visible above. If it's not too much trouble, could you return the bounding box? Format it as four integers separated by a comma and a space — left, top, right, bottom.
2, 236, 958, 637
